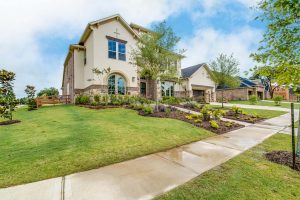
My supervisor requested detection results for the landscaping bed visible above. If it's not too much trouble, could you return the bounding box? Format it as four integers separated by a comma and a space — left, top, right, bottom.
224, 111, 265, 123
138, 108, 244, 134
0, 120, 21, 126
265, 151, 300, 171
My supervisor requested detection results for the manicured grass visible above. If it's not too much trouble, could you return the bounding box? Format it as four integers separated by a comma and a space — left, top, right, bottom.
229, 100, 300, 109
240, 108, 287, 119
212, 105, 287, 119
156, 134, 300, 200
0, 105, 214, 188
291, 120, 299, 128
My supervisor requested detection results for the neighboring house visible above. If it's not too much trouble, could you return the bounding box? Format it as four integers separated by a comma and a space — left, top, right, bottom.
181, 64, 216, 102
62, 14, 216, 103
216, 77, 265, 101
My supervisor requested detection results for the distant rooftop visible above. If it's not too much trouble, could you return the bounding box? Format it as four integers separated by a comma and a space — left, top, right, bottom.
181, 63, 206, 78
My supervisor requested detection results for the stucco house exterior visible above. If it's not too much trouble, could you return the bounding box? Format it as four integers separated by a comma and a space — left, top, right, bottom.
62, 14, 216, 103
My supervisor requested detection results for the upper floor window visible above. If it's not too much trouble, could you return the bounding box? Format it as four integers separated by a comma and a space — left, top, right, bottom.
108, 40, 117, 59
107, 37, 126, 61
118, 42, 126, 61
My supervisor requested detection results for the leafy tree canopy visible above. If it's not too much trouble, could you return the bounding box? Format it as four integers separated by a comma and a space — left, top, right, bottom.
209, 54, 241, 88
131, 21, 185, 81
0, 69, 18, 120
251, 0, 300, 86
37, 87, 59, 97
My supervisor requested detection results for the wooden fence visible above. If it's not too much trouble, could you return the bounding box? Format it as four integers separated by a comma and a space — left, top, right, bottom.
36, 95, 71, 108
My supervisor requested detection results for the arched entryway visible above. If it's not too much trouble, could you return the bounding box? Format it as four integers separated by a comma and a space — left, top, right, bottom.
108, 74, 126, 95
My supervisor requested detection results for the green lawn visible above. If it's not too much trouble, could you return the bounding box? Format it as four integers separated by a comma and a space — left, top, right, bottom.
156, 134, 300, 200
212, 105, 287, 119
229, 100, 300, 109
0, 105, 214, 188
239, 108, 287, 119
291, 120, 299, 128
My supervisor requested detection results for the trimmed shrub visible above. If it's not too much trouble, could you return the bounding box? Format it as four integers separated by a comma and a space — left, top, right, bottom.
194, 119, 202, 123
231, 106, 242, 115
161, 96, 183, 105
210, 120, 219, 129
75, 95, 90, 105
94, 95, 100, 103
248, 95, 258, 105
273, 96, 283, 106
212, 109, 225, 120
143, 106, 153, 115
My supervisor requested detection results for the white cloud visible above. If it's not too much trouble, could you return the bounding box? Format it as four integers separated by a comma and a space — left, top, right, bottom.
179, 26, 263, 74
0, 0, 192, 97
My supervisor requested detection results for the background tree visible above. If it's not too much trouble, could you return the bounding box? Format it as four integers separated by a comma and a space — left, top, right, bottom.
0, 69, 18, 121
131, 21, 184, 100
209, 54, 240, 108
249, 66, 280, 99
37, 87, 59, 97
25, 85, 36, 111
251, 0, 300, 87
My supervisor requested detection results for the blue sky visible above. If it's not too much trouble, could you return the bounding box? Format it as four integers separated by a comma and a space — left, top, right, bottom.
0, 0, 264, 97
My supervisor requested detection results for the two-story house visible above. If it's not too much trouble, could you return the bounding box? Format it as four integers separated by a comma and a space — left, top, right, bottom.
62, 14, 216, 103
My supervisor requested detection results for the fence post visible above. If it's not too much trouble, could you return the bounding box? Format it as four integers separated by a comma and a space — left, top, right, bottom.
297, 108, 300, 156
291, 103, 296, 169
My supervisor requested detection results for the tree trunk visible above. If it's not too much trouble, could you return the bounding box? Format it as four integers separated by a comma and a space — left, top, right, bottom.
221, 89, 224, 108
297, 108, 300, 155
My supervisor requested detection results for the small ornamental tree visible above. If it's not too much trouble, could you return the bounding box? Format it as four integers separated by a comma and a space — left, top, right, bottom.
0, 69, 18, 121
209, 54, 240, 108
25, 85, 37, 111
131, 21, 184, 100
37, 87, 59, 97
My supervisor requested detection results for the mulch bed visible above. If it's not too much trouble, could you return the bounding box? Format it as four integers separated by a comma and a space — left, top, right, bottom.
78, 105, 126, 109
0, 120, 21, 126
139, 110, 244, 134
224, 111, 265, 124
265, 151, 300, 171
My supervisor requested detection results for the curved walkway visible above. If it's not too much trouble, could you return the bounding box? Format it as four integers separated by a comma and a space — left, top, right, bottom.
0, 106, 297, 200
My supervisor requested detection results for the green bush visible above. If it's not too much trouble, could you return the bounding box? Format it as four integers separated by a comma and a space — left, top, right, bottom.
91, 102, 97, 106
75, 95, 90, 105
194, 119, 202, 123
185, 115, 193, 120
201, 105, 212, 121
248, 95, 258, 105
101, 95, 109, 105
210, 120, 219, 129
94, 95, 100, 103
273, 96, 283, 106
143, 106, 153, 115
212, 109, 225, 120
161, 96, 183, 105
225, 122, 233, 127
27, 99, 37, 111
231, 106, 242, 115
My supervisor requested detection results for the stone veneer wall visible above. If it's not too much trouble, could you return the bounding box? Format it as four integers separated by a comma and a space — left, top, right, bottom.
216, 88, 249, 101
74, 84, 139, 97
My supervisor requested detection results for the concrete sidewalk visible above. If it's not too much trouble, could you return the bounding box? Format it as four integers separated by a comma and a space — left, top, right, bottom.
0, 108, 293, 200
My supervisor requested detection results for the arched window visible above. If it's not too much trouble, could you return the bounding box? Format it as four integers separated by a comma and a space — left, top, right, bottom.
108, 75, 115, 94
107, 74, 126, 95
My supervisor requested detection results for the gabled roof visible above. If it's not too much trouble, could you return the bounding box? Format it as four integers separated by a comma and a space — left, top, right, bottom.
181, 63, 206, 78
79, 14, 140, 44
239, 77, 257, 87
